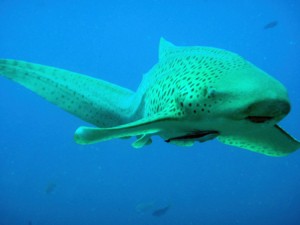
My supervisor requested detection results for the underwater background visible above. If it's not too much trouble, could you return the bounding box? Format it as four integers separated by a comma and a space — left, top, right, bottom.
0, 0, 300, 224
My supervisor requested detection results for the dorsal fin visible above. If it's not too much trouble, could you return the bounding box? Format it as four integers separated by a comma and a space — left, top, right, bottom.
159, 38, 177, 61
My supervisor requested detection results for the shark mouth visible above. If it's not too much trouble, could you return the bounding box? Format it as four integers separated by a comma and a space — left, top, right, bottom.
247, 116, 274, 123
245, 100, 290, 124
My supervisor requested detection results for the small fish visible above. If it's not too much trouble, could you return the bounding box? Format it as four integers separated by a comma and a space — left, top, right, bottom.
264, 21, 278, 29
135, 201, 156, 213
45, 182, 57, 194
152, 205, 170, 217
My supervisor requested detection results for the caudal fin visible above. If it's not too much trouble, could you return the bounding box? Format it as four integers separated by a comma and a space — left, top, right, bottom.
0, 59, 135, 127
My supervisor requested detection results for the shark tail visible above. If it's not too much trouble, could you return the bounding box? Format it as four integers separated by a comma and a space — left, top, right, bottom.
0, 59, 136, 127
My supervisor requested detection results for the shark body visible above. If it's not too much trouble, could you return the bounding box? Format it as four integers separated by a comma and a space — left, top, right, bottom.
1, 38, 299, 156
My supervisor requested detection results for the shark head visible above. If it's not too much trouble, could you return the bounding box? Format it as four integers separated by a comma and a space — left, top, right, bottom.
193, 51, 291, 129
138, 39, 290, 133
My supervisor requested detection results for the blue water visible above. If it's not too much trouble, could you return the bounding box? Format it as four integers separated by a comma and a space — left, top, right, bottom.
1, 0, 300, 224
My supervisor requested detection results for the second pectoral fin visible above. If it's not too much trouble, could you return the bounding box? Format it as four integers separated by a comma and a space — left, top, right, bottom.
218, 125, 300, 156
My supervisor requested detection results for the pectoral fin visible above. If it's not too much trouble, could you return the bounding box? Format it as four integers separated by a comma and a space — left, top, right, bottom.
74, 116, 174, 147
218, 125, 300, 156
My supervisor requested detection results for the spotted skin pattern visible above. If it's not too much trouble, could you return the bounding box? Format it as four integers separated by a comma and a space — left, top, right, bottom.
142, 45, 238, 118
1, 38, 299, 156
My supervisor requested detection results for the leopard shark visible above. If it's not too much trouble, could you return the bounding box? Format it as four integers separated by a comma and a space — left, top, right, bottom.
0, 38, 299, 156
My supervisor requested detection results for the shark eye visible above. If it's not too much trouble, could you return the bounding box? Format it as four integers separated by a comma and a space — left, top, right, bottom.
246, 116, 273, 123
